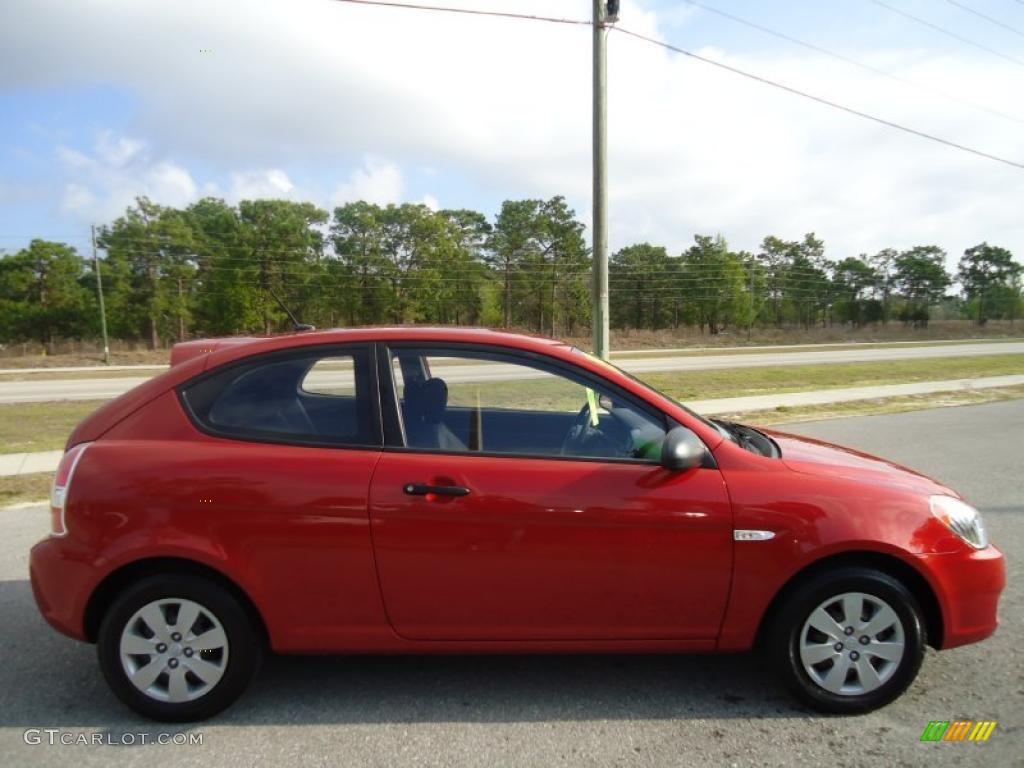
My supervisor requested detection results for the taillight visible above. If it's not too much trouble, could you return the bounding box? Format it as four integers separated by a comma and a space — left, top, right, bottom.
50, 442, 90, 537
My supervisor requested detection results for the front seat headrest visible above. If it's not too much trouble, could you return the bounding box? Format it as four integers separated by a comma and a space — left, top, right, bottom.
404, 377, 449, 424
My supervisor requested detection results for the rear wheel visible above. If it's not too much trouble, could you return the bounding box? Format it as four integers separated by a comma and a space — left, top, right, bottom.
97, 574, 260, 721
767, 567, 925, 714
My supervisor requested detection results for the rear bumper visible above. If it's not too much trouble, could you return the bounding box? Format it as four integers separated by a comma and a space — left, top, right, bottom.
916, 544, 1005, 649
29, 537, 93, 642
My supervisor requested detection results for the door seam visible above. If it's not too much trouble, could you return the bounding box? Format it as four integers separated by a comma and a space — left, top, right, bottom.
365, 450, 405, 638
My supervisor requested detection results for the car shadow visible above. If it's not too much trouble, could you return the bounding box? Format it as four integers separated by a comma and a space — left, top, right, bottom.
0, 578, 809, 733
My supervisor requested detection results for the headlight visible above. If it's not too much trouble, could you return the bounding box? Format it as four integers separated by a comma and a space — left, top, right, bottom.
930, 495, 988, 550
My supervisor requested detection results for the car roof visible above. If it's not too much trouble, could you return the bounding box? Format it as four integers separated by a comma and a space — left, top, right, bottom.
318, 326, 567, 345
171, 326, 571, 367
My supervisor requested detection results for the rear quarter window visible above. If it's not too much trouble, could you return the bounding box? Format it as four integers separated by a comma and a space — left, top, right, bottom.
180, 347, 380, 448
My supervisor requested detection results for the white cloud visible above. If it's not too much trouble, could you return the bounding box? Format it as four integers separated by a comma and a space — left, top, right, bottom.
60, 183, 97, 215
332, 157, 403, 206
148, 162, 198, 206
5, 0, 1024, 261
56, 132, 411, 222
95, 131, 144, 167
57, 133, 198, 220
229, 168, 296, 200
56, 147, 94, 171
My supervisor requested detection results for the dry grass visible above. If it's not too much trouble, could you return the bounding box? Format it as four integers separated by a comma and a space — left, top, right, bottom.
567, 320, 1024, 352
0, 349, 171, 369
0, 473, 52, 507
610, 338, 1023, 359
6, 338, 1019, 380
0, 370, 163, 382
2, 320, 1022, 366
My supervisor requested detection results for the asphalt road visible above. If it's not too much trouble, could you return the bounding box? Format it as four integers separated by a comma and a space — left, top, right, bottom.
1, 341, 1022, 404
0, 401, 1020, 767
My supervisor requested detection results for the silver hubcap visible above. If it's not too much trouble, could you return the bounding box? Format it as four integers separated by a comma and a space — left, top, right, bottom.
798, 591, 905, 696
119, 598, 229, 703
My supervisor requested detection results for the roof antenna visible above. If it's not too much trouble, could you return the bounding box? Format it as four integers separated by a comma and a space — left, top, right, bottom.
268, 288, 315, 332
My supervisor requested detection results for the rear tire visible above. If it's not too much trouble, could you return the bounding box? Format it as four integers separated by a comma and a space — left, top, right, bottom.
766, 567, 925, 714
97, 574, 261, 721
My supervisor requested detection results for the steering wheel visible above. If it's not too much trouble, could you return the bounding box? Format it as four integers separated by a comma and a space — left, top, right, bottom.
560, 404, 633, 458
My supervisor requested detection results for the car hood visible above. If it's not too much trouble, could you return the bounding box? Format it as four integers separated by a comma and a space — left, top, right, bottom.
762, 428, 959, 497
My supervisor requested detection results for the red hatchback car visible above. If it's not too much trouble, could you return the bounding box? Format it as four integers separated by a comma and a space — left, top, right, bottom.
30, 328, 1004, 721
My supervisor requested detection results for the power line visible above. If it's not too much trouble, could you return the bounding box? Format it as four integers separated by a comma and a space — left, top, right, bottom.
331, 0, 1024, 169
81, 249, 871, 279
153, 270, 897, 292
867, 0, 1024, 67
161, 280, 866, 300
0, 236, 966, 272
0, 234, 960, 278
155, 264, 853, 281
164, 266, 851, 282
943, 0, 1024, 39
328, 0, 589, 27
681, 0, 1024, 125
612, 26, 1024, 171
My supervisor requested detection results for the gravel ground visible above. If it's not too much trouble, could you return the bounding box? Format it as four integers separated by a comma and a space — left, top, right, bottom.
0, 400, 1020, 767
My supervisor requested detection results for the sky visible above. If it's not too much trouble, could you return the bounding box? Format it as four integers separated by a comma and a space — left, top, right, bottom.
1, 0, 1023, 268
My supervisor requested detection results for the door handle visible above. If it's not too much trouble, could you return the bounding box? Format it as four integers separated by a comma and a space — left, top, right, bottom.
403, 483, 471, 497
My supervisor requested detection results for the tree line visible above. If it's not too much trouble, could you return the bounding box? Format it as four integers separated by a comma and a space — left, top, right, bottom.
0, 195, 1021, 350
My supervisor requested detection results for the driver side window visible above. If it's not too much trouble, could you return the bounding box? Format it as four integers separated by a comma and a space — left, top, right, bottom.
390, 348, 667, 462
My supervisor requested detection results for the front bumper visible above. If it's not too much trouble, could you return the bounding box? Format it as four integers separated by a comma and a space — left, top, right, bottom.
29, 536, 96, 642
916, 544, 1005, 649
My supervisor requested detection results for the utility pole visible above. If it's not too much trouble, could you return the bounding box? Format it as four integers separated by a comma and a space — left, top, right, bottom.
91, 225, 110, 365
748, 257, 756, 340
177, 276, 186, 342
592, 0, 614, 359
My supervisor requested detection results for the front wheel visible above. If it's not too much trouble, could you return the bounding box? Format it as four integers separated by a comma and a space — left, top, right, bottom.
97, 574, 261, 721
767, 567, 925, 714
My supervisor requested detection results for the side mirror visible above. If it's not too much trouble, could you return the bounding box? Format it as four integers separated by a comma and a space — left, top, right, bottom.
660, 426, 707, 471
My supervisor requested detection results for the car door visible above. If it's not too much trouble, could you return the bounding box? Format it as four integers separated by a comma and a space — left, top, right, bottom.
368, 343, 733, 642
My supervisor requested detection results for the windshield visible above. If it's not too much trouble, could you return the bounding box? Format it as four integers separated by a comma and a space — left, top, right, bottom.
570, 347, 719, 432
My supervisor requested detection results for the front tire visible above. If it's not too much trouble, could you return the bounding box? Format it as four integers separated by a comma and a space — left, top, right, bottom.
97, 574, 261, 721
767, 567, 925, 714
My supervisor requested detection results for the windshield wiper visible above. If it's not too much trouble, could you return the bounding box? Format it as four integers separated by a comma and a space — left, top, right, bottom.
713, 420, 780, 458
712, 419, 742, 444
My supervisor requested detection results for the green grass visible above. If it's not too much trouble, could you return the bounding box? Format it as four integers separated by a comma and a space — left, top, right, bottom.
640, 353, 1024, 401
728, 384, 1024, 427
0, 400, 103, 454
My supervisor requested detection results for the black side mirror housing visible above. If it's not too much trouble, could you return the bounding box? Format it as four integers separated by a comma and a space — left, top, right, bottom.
660, 426, 708, 471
